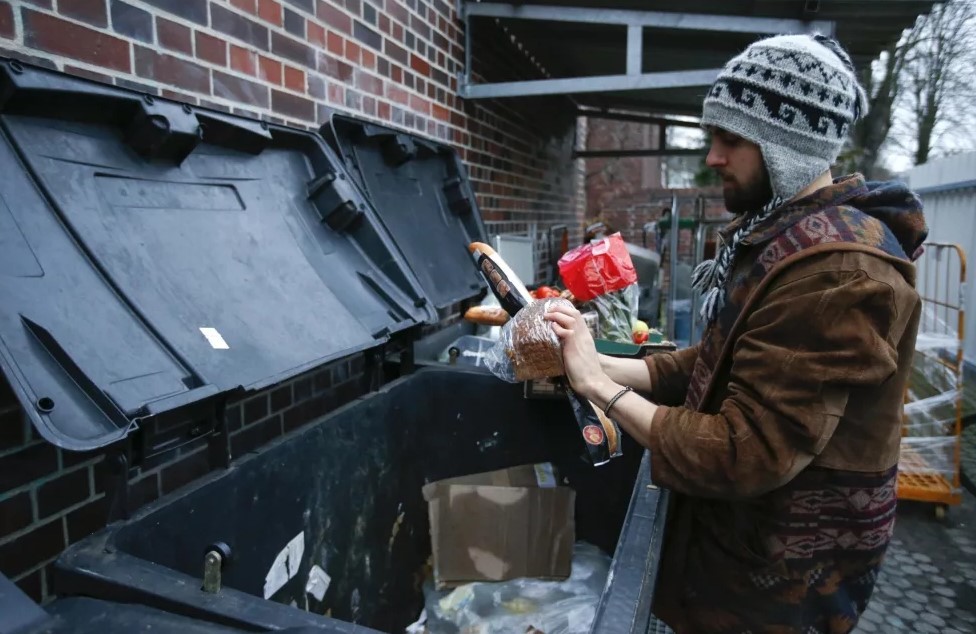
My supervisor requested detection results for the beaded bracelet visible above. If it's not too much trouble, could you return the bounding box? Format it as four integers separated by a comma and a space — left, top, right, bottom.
604, 386, 633, 418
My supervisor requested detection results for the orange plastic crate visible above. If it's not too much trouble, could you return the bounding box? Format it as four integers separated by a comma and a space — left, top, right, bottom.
896, 445, 962, 505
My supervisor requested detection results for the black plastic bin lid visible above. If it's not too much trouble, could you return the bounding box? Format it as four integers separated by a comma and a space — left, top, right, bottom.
320, 114, 488, 313
0, 60, 433, 451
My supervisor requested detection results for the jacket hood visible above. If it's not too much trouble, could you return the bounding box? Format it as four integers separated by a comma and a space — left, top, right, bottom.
849, 180, 929, 262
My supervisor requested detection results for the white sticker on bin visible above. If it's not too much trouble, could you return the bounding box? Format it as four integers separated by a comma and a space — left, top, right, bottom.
199, 327, 230, 350
263, 531, 305, 599
305, 564, 331, 602
534, 462, 557, 488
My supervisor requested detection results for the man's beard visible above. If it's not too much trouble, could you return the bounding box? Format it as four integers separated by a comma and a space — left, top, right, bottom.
722, 166, 774, 215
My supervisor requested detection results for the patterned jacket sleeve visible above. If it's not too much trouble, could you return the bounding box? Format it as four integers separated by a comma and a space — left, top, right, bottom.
643, 343, 701, 406
645, 255, 914, 498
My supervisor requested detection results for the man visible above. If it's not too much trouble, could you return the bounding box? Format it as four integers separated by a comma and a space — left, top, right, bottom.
546, 33, 927, 633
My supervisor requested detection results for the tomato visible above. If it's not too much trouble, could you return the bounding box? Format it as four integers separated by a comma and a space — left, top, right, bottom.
632, 330, 649, 344
533, 286, 560, 299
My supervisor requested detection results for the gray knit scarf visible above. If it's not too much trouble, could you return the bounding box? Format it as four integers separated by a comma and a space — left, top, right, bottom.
691, 195, 784, 324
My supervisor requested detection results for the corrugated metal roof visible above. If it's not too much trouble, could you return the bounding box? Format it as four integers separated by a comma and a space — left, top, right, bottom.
466, 0, 938, 115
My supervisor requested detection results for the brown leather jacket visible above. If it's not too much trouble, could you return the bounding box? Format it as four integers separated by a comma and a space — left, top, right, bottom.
648, 250, 919, 494
642, 175, 926, 633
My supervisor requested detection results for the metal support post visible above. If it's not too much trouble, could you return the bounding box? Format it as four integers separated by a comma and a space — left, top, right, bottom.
627, 25, 642, 75
667, 191, 680, 342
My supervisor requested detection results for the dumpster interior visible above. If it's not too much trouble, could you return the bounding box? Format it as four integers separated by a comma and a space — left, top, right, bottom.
60, 368, 645, 632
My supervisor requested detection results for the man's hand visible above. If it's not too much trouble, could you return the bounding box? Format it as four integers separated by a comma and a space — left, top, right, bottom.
544, 302, 611, 397
546, 302, 660, 451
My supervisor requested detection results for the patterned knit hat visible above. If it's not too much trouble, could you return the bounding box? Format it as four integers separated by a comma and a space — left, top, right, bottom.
700, 33, 868, 201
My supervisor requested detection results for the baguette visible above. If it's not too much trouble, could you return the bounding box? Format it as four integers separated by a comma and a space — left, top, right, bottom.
463, 305, 510, 326
469, 241, 534, 316
593, 406, 620, 456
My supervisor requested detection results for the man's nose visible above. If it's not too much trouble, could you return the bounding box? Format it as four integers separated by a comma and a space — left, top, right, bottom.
705, 141, 726, 169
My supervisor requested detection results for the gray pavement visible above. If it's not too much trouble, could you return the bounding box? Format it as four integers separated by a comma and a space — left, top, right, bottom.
646, 484, 976, 633
962, 423, 975, 494
854, 488, 976, 634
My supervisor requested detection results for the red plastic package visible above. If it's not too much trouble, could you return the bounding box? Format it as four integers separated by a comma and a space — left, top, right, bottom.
557, 233, 637, 302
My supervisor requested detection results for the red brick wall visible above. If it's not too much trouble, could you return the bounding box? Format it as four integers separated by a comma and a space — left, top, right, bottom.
0, 357, 368, 602
0, 0, 583, 603
0, 0, 581, 262
584, 118, 663, 220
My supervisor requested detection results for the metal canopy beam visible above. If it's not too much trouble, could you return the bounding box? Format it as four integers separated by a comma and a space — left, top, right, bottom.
458, 2, 835, 103
627, 24, 642, 74
572, 148, 706, 159
463, 3, 835, 35
576, 110, 702, 128
460, 68, 721, 99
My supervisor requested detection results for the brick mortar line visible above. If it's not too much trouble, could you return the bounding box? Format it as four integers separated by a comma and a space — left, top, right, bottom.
11, 553, 58, 584
471, 170, 575, 187
25, 46, 471, 135
204, 1, 458, 78
0, 439, 38, 460
7, 26, 522, 135
344, 1, 454, 49
2, 52, 568, 180
200, 0, 461, 77
472, 177, 578, 194
17, 4, 129, 45
461, 140, 565, 166
41, 0, 530, 86
6, 0, 23, 45
474, 199, 578, 212
0, 457, 98, 503
13, 47, 320, 124
0, 492, 103, 549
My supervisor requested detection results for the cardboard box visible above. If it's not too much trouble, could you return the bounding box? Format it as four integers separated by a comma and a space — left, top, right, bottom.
422, 463, 576, 589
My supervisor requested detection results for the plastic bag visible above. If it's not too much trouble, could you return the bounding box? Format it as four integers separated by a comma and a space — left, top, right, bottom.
438, 335, 499, 369
900, 302, 963, 480
558, 234, 639, 342
485, 298, 570, 383
417, 542, 611, 634
557, 233, 637, 302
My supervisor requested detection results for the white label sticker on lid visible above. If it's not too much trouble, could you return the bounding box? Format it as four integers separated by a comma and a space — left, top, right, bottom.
199, 327, 229, 349
534, 462, 557, 488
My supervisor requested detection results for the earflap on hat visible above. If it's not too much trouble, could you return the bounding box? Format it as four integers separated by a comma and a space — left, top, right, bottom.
758, 140, 833, 202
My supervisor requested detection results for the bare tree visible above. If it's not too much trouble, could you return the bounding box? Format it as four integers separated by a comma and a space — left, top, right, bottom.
845, 33, 918, 177
842, 1, 976, 174
889, 0, 976, 167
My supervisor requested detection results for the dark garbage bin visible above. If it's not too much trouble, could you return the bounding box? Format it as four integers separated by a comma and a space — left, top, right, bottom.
0, 59, 668, 634
0, 572, 255, 634
57, 367, 667, 633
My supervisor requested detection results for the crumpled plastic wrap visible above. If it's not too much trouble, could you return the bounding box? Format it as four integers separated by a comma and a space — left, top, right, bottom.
586, 285, 639, 343
900, 304, 963, 480
485, 298, 571, 383
438, 335, 499, 369
417, 541, 611, 634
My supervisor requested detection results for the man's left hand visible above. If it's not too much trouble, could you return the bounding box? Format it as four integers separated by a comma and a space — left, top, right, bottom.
545, 302, 609, 397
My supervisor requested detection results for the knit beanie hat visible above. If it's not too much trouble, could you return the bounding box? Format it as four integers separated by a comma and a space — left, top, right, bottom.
700, 33, 869, 201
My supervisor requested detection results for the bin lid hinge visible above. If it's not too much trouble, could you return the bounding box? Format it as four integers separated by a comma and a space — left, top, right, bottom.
103, 444, 132, 524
